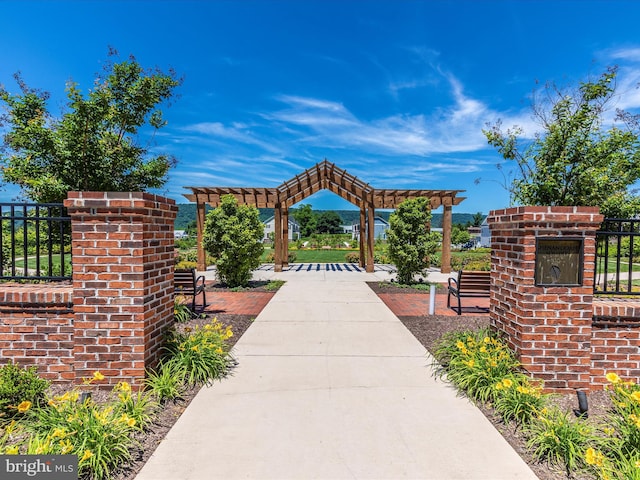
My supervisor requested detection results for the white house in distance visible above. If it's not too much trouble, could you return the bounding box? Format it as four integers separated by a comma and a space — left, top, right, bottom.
352, 216, 390, 241
263, 216, 301, 241
480, 217, 491, 247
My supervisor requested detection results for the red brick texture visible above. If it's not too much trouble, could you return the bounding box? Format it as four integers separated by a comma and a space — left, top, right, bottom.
0, 284, 74, 382
488, 206, 604, 392
64, 192, 178, 389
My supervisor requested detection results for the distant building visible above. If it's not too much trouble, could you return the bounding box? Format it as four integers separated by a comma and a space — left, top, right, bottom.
352, 216, 390, 241
341, 224, 353, 235
174, 230, 188, 239
480, 218, 491, 247
468, 226, 481, 246
263, 216, 301, 241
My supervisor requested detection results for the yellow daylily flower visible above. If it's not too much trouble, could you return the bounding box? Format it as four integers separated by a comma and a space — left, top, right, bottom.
5, 445, 19, 454
92, 371, 105, 381
17, 401, 32, 413
606, 372, 621, 384
80, 450, 93, 462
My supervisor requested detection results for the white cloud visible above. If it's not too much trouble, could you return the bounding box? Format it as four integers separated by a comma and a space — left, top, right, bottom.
609, 47, 640, 62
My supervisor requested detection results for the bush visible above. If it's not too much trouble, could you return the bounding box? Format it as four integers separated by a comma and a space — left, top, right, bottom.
602, 372, 640, 458
145, 361, 185, 404
0, 362, 49, 419
265, 251, 296, 263
22, 372, 155, 479
345, 252, 360, 263
525, 406, 598, 475
432, 328, 521, 403
174, 296, 194, 323
450, 252, 491, 271
493, 376, 546, 425
163, 320, 235, 386
203, 195, 264, 287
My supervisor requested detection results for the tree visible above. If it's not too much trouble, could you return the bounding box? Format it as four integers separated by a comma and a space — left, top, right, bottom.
292, 204, 317, 237
0, 49, 181, 203
316, 211, 343, 234
472, 212, 485, 227
451, 224, 471, 245
202, 195, 264, 287
387, 197, 440, 284
483, 68, 640, 218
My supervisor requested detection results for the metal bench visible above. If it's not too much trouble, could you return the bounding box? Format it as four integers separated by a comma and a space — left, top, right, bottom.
447, 270, 491, 315
175, 268, 207, 311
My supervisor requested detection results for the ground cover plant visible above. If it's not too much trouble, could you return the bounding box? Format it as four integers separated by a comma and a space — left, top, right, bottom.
0, 313, 239, 480
431, 327, 640, 480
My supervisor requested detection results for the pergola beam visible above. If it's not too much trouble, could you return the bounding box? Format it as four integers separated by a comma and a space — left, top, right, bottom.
184, 160, 466, 274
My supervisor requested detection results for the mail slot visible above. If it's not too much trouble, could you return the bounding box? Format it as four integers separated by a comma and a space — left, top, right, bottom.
535, 238, 583, 286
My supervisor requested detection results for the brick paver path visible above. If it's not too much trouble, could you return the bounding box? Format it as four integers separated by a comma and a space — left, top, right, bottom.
378, 291, 489, 316
198, 291, 275, 315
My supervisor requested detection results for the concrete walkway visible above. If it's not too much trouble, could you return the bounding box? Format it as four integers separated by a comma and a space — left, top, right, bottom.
136, 269, 538, 480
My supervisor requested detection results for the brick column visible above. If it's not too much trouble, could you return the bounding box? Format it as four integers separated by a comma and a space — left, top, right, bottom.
488, 206, 602, 392
64, 192, 178, 389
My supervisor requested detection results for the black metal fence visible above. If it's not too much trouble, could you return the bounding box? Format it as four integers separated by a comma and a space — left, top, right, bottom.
595, 218, 640, 295
0, 203, 72, 282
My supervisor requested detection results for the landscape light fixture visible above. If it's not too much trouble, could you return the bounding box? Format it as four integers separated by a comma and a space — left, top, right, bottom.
573, 390, 588, 418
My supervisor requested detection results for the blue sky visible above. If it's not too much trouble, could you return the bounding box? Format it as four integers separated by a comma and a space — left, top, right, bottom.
2, 0, 640, 214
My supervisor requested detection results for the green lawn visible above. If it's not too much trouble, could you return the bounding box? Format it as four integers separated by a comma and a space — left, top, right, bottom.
14, 254, 71, 271
597, 258, 640, 274
262, 248, 358, 263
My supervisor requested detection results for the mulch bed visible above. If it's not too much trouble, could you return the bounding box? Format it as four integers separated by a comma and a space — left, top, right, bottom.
109, 280, 612, 480
368, 280, 610, 480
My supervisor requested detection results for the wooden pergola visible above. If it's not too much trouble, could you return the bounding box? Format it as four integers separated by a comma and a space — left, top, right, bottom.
183, 160, 465, 273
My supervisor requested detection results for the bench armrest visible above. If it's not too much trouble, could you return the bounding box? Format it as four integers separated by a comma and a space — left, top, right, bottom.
448, 277, 459, 290
195, 275, 206, 289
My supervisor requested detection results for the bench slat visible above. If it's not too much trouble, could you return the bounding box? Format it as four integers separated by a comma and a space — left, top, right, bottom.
447, 270, 490, 315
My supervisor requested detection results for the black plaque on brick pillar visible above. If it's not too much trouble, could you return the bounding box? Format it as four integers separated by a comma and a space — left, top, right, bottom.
535, 238, 584, 286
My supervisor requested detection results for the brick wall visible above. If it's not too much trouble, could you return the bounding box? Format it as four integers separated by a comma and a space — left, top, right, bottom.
489, 206, 603, 392
591, 299, 640, 388
64, 192, 178, 389
0, 284, 74, 382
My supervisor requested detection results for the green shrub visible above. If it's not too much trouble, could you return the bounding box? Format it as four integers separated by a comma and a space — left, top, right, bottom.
203, 195, 264, 287
175, 260, 197, 270
24, 373, 152, 480
600, 372, 640, 461
264, 280, 285, 291
525, 406, 598, 475
345, 251, 359, 263
432, 328, 520, 403
112, 381, 157, 432
450, 252, 491, 271
163, 320, 234, 386
0, 362, 49, 419
493, 375, 547, 425
174, 297, 193, 323
264, 251, 296, 263
145, 362, 185, 403
387, 197, 439, 284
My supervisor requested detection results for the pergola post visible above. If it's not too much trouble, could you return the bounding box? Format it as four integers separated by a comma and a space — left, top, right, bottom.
183, 161, 467, 277
282, 207, 289, 268
359, 208, 366, 268
274, 205, 283, 272
441, 203, 453, 274
196, 199, 206, 272
366, 203, 375, 273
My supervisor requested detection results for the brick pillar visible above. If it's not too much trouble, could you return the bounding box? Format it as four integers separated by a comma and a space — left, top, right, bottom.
488, 206, 603, 392
64, 192, 178, 389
